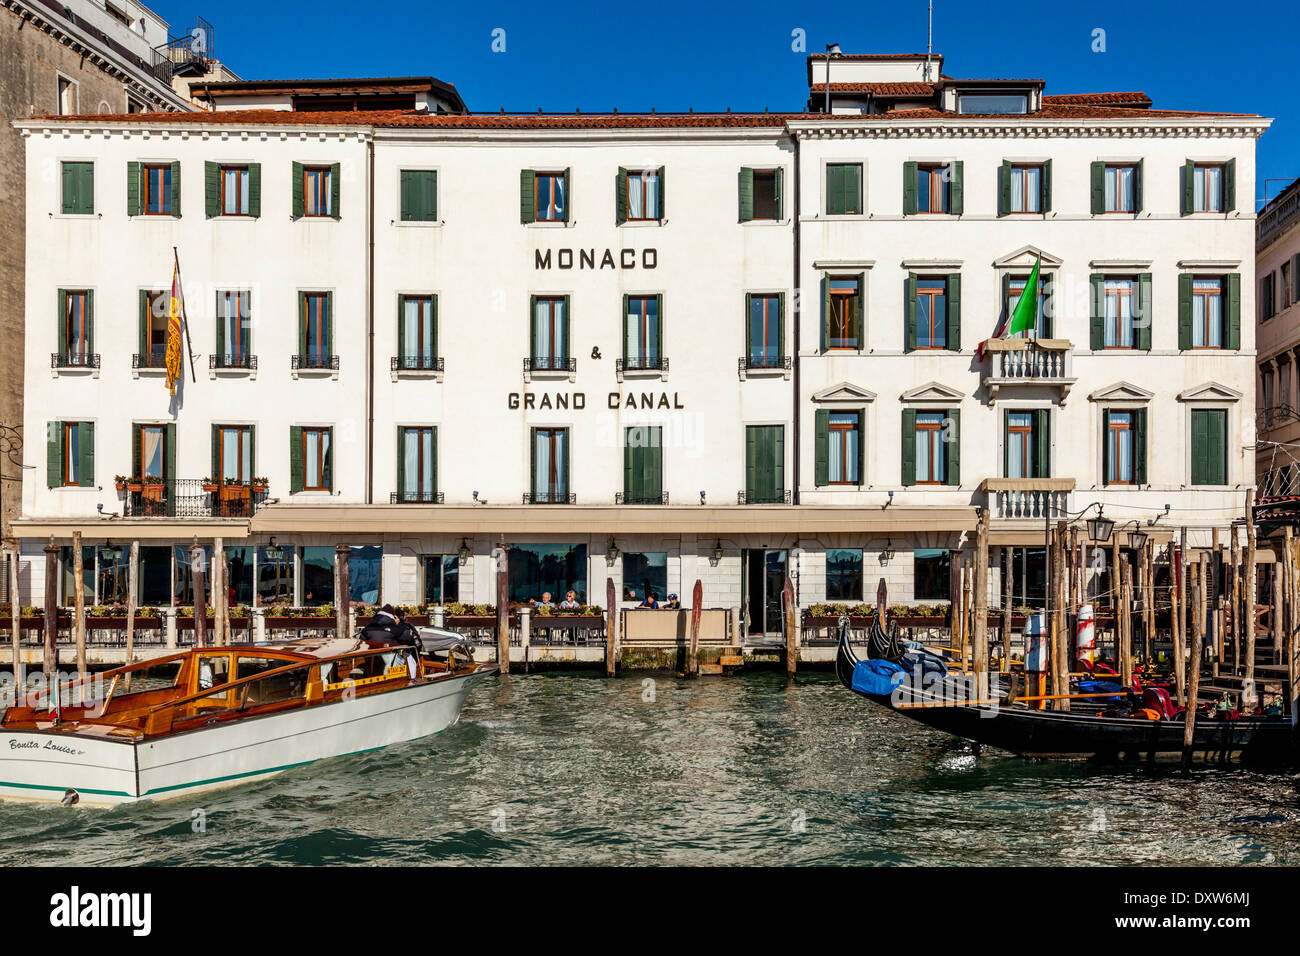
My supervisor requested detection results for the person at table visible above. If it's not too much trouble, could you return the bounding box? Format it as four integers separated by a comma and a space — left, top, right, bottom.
531, 592, 555, 609
662, 593, 680, 610
559, 590, 581, 610
639, 593, 659, 609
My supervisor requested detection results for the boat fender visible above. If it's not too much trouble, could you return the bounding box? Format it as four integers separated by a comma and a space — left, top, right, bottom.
60, 789, 79, 806
1075, 604, 1096, 668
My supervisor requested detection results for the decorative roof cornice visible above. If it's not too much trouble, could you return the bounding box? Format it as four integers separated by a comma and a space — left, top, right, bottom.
786, 117, 1270, 140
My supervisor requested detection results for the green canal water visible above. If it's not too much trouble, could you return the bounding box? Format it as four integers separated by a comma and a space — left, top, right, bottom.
1, 670, 1297, 866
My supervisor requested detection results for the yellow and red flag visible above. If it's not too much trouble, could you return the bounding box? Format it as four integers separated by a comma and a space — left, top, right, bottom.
165, 257, 184, 395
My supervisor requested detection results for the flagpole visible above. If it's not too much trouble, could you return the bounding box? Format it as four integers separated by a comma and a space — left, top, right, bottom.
173, 246, 198, 383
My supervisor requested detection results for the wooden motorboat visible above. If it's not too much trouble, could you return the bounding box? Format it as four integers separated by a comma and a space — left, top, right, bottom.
0, 629, 496, 805
836, 617, 1298, 765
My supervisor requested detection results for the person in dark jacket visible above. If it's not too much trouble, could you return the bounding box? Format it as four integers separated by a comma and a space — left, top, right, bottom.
361, 604, 423, 651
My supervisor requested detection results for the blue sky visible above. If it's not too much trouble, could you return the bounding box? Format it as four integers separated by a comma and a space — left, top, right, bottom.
152, 0, 1297, 206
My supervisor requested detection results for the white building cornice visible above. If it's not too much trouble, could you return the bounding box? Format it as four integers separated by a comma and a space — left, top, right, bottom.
785, 117, 1271, 140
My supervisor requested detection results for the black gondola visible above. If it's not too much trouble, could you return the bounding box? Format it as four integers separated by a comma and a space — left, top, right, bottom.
836, 615, 1298, 765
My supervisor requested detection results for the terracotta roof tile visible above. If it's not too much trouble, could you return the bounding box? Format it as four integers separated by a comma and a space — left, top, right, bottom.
809, 82, 937, 96
1043, 91, 1153, 107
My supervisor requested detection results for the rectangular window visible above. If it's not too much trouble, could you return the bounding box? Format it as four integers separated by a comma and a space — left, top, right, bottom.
625, 169, 660, 220
400, 426, 437, 502
303, 166, 333, 217
217, 425, 252, 483
1190, 408, 1227, 486
916, 164, 950, 214
61, 422, 82, 486
1260, 274, 1276, 321
752, 170, 779, 220
744, 424, 785, 503
62, 290, 92, 364
1283, 262, 1294, 310
827, 412, 861, 484
302, 427, 332, 492
141, 290, 168, 366
1008, 164, 1042, 213
301, 292, 331, 366
531, 296, 568, 367
531, 427, 569, 503
623, 426, 663, 504
143, 163, 172, 215
826, 549, 863, 602
507, 543, 587, 604
1193, 164, 1224, 213
1006, 276, 1048, 338
1192, 278, 1224, 347
827, 277, 861, 349
914, 549, 951, 601
622, 552, 667, 602
1262, 368, 1275, 409
400, 169, 437, 222
1105, 411, 1134, 485
748, 294, 783, 367
1104, 164, 1137, 213
958, 93, 1026, 114
535, 171, 566, 221
218, 291, 251, 367
139, 424, 168, 480
1103, 278, 1135, 348
825, 163, 862, 215
257, 544, 294, 604
914, 412, 947, 484
423, 555, 459, 604
57, 75, 77, 115
1006, 412, 1036, 479
61, 161, 94, 214
400, 295, 437, 369
221, 166, 249, 215
624, 295, 662, 369
915, 278, 948, 348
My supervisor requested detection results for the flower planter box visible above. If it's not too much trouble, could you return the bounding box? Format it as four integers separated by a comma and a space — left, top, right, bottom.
265, 616, 337, 628
82, 617, 164, 629
530, 614, 605, 625
202, 484, 220, 494
445, 615, 507, 628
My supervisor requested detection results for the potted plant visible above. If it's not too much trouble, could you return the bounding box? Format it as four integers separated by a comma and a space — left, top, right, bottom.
250, 476, 269, 493
201, 477, 220, 494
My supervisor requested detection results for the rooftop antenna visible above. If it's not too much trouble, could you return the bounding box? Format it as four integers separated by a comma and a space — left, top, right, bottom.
924, 0, 934, 81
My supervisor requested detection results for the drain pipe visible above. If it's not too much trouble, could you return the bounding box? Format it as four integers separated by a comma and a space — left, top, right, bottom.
366, 134, 376, 504
791, 130, 801, 506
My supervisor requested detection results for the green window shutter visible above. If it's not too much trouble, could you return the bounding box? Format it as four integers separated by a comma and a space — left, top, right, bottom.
1089, 274, 1104, 350
904, 273, 917, 352
205, 161, 219, 218
1224, 158, 1236, 212
529, 295, 537, 357
744, 427, 757, 497
847, 164, 861, 214
646, 428, 661, 498
289, 426, 304, 493
657, 166, 665, 220
814, 409, 829, 487
396, 294, 406, 358
325, 427, 334, 491
430, 295, 438, 359
85, 290, 94, 354
329, 163, 341, 219
61, 161, 74, 214
63, 162, 93, 215
1002, 410, 1011, 477
1040, 273, 1054, 338
621, 294, 629, 361
820, 275, 829, 352
902, 162, 918, 216
81, 163, 94, 214
944, 408, 961, 486
430, 427, 438, 494
1090, 161, 1105, 214
999, 161, 1011, 216
738, 167, 754, 222
529, 428, 537, 495
655, 294, 664, 358
773, 167, 782, 219
1137, 273, 1153, 350
743, 292, 752, 357
396, 426, 407, 496
520, 169, 535, 224
426, 170, 438, 220
1182, 159, 1194, 216
776, 291, 785, 357
949, 161, 964, 215
169, 161, 181, 217
1226, 273, 1241, 348
131, 424, 142, 479
58, 289, 67, 355
1041, 160, 1052, 213
1208, 410, 1227, 485
1033, 409, 1050, 478
210, 425, 220, 480
324, 292, 333, 356
623, 429, 634, 498
215, 291, 225, 357
77, 422, 94, 487
47, 422, 61, 488
1135, 160, 1144, 213
126, 161, 141, 216
561, 295, 571, 358
1178, 274, 1193, 349
248, 163, 261, 217
1133, 408, 1148, 484
900, 409, 916, 486
1101, 412, 1111, 486
1001, 273, 1012, 330
291, 162, 304, 218
946, 273, 961, 350
400, 170, 415, 221
561, 168, 571, 222
138, 290, 148, 358
825, 164, 840, 214
164, 423, 176, 482
615, 167, 628, 224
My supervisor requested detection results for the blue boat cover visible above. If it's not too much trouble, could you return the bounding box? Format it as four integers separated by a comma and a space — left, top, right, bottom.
851, 659, 907, 697
1078, 679, 1125, 695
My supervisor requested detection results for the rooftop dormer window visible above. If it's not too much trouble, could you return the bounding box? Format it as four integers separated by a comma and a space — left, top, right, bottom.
957, 93, 1028, 114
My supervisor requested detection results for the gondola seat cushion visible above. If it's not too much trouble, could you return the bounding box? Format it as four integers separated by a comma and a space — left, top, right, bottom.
851, 659, 907, 697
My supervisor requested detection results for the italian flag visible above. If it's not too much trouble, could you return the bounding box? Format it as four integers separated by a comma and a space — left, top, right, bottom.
977, 255, 1040, 360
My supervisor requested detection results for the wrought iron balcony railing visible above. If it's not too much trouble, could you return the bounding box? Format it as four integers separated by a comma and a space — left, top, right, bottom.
616, 356, 669, 374
1258, 403, 1300, 432
51, 352, 100, 370
737, 489, 791, 505
210, 353, 257, 370
133, 348, 168, 369
291, 354, 340, 371
740, 355, 792, 372
524, 356, 576, 374
120, 478, 266, 518
390, 490, 445, 504
391, 355, 445, 373
523, 491, 577, 504
616, 491, 669, 505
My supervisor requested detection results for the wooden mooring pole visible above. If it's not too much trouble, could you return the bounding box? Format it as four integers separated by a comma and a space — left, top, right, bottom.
1175, 529, 1188, 705
42, 536, 57, 687
334, 543, 350, 638
604, 577, 617, 678
189, 537, 207, 649
1244, 491, 1257, 687
8, 547, 21, 698
495, 540, 510, 674
72, 530, 86, 696
783, 574, 796, 679
1001, 546, 1013, 671
1182, 559, 1205, 769
125, 540, 138, 690
973, 508, 989, 700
